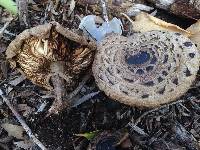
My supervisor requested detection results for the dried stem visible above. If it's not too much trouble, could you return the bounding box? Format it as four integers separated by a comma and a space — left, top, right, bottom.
0, 21, 12, 38
71, 91, 100, 107
100, 0, 109, 23
0, 89, 47, 150
67, 73, 91, 99
16, 0, 29, 26
129, 99, 189, 127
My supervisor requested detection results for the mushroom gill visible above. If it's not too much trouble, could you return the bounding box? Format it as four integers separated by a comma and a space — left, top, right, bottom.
92, 31, 200, 107
6, 22, 95, 114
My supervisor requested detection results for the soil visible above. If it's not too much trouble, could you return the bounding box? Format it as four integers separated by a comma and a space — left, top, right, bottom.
0, 1, 200, 150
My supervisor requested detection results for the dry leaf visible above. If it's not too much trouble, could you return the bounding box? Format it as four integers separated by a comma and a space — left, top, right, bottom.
9, 75, 25, 86
14, 140, 34, 149
1, 123, 25, 140
68, 0, 76, 16
0, 41, 7, 53
17, 104, 35, 117
187, 20, 200, 50
28, 0, 42, 11
7, 75, 26, 93
123, 12, 191, 37
187, 20, 200, 33
123, 13, 200, 52
126, 4, 154, 16
1, 61, 8, 79
146, 0, 200, 19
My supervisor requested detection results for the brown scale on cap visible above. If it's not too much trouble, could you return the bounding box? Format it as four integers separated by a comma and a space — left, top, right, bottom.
6, 22, 96, 114
93, 30, 200, 107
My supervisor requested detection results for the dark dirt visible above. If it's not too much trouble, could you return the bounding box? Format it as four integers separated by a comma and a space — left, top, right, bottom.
0, 0, 200, 150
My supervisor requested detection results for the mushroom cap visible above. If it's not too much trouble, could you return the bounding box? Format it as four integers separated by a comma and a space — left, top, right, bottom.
92, 31, 200, 107
6, 22, 95, 90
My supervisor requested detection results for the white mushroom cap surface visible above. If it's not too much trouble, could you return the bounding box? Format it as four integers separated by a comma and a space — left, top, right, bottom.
92, 31, 200, 107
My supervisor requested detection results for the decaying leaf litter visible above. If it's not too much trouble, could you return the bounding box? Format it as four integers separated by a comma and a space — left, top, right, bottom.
0, 0, 200, 149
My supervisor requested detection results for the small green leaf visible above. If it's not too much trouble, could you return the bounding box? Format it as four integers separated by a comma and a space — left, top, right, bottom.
75, 130, 99, 140
0, 0, 18, 15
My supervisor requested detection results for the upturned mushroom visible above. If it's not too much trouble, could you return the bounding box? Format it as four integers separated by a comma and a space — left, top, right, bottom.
6, 22, 96, 114
92, 30, 200, 107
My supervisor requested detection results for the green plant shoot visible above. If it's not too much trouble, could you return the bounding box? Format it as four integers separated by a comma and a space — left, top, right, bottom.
75, 130, 99, 140
0, 0, 18, 15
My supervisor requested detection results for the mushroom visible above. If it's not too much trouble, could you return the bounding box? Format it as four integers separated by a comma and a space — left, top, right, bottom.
6, 22, 96, 114
92, 30, 200, 107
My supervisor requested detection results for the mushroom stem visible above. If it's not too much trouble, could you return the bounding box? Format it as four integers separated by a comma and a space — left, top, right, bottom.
48, 74, 66, 114
48, 61, 67, 115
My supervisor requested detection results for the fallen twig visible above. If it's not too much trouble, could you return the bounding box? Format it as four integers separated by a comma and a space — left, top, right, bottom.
72, 91, 100, 107
100, 0, 109, 23
129, 99, 189, 127
0, 21, 12, 38
67, 73, 91, 99
16, 0, 29, 26
0, 89, 47, 150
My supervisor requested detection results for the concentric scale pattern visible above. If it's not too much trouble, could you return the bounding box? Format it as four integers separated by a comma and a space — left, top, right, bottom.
93, 31, 200, 107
